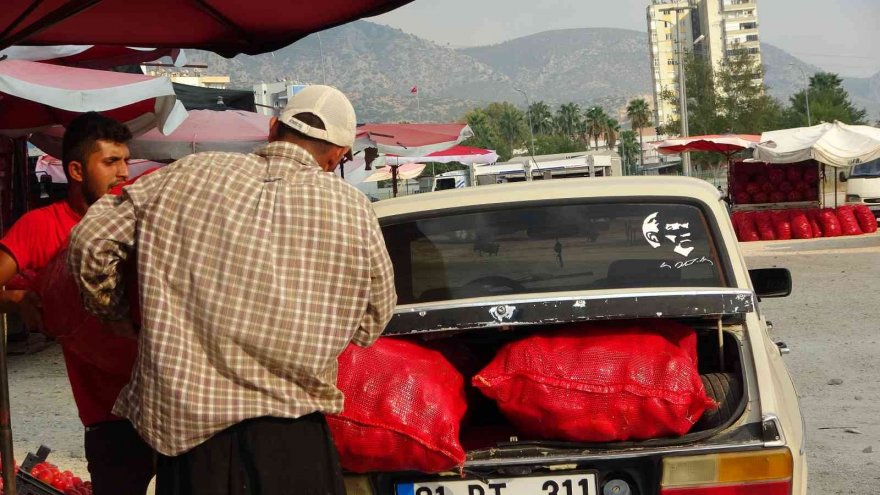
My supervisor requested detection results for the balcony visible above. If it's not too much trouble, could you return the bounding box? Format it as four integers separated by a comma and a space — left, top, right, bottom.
723, 0, 757, 11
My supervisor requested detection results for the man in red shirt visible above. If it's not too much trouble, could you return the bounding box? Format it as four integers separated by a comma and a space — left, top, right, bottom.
0, 112, 154, 495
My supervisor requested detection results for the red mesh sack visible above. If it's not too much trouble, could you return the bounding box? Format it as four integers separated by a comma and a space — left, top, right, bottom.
745, 182, 761, 195
734, 192, 751, 205
794, 180, 810, 192
786, 190, 804, 203
472, 321, 714, 442
818, 209, 842, 237
786, 168, 802, 182
761, 182, 775, 194
768, 168, 784, 184
854, 205, 878, 233
806, 209, 824, 238
754, 211, 776, 241
327, 338, 467, 473
771, 211, 792, 240
803, 166, 819, 183
735, 212, 759, 242
752, 192, 769, 204
836, 206, 862, 236
790, 210, 812, 239
769, 192, 786, 204
32, 249, 139, 376
779, 181, 794, 193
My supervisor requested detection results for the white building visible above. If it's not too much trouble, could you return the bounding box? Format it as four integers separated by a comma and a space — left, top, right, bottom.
253, 82, 310, 117
647, 0, 764, 129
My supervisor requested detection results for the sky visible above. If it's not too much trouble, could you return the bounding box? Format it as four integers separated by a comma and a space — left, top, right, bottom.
373, 0, 880, 78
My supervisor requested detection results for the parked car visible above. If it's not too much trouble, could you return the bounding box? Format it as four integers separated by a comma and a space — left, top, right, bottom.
842, 158, 880, 217
348, 177, 805, 495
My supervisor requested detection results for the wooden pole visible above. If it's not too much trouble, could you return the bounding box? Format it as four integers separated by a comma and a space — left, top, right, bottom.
0, 312, 15, 495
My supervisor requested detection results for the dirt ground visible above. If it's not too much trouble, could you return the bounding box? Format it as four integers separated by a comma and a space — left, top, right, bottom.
4, 232, 880, 493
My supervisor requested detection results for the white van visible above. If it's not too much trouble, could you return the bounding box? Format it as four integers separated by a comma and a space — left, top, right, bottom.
842, 158, 880, 216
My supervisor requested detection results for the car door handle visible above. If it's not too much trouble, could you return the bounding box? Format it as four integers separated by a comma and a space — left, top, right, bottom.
775, 341, 790, 355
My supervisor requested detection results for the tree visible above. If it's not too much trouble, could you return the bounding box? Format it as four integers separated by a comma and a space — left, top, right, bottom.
604, 117, 620, 150
528, 101, 555, 135
584, 106, 608, 150
531, 134, 582, 156
787, 72, 867, 126
626, 98, 652, 172
556, 103, 583, 142
496, 104, 527, 155
618, 130, 639, 175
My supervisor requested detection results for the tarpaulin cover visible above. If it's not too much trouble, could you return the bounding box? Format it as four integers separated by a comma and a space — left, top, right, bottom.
172, 83, 256, 113
0, 59, 186, 137
0, 0, 416, 58
755, 121, 880, 168
327, 338, 467, 473
473, 321, 714, 442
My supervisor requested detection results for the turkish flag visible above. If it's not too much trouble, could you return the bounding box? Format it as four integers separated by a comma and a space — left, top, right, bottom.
410, 86, 418, 94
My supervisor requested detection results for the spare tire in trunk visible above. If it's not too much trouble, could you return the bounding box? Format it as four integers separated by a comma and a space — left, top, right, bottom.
692, 373, 743, 431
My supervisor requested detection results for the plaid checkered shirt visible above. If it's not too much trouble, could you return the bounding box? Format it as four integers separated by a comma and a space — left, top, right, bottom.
67, 141, 396, 455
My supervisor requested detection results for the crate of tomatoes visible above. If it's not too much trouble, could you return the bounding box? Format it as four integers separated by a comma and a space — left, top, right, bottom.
0, 446, 92, 495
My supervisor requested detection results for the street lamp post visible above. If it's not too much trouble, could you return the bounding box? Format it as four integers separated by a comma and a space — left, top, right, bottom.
790, 63, 812, 127
658, 3, 695, 176
514, 87, 537, 156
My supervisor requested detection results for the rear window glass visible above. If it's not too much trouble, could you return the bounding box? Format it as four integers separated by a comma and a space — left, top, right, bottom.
383, 202, 725, 305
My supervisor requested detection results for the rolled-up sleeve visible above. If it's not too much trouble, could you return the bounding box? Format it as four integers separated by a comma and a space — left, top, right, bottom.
67, 192, 139, 322
350, 210, 396, 347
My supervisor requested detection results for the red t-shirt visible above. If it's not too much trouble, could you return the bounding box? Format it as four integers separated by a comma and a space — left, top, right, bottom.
0, 201, 135, 426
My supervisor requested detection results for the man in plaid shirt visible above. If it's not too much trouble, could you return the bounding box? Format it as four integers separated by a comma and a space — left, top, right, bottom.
68, 86, 396, 495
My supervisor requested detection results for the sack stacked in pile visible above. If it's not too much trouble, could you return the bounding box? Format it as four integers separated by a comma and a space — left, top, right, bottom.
730, 164, 819, 205
472, 321, 714, 442
328, 338, 467, 474
733, 205, 877, 242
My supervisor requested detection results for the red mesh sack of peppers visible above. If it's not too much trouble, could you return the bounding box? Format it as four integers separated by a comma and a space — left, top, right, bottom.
327, 338, 468, 473
473, 320, 715, 443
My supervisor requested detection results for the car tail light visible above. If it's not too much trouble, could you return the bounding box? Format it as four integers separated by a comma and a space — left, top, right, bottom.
660, 449, 792, 494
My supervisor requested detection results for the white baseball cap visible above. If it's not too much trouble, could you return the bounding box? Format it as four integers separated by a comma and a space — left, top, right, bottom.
278, 85, 357, 149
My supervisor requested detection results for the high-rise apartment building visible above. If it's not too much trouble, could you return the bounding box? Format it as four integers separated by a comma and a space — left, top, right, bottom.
647, 0, 763, 130
647, 0, 697, 131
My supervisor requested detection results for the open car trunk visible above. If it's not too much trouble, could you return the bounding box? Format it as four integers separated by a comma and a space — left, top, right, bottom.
395, 316, 748, 458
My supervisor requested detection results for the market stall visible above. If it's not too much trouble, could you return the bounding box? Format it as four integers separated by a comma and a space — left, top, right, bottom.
729, 122, 880, 242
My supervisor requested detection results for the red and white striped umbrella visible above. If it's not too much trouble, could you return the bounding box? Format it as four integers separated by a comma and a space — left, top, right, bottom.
0, 45, 184, 69
0, 59, 186, 137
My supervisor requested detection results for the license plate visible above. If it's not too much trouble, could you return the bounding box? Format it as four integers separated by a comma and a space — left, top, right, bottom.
396, 472, 598, 495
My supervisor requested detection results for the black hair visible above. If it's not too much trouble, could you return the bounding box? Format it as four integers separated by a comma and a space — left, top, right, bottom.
61, 112, 133, 182
277, 112, 336, 156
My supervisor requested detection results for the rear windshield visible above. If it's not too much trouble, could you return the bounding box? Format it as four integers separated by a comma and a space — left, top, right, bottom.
382, 202, 726, 305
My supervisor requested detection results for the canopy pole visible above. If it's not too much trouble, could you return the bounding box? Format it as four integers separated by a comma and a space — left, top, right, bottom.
821, 164, 826, 208
834, 166, 838, 208
0, 312, 15, 495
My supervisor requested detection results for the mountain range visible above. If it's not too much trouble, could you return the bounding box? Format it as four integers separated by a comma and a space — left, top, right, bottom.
185, 21, 879, 124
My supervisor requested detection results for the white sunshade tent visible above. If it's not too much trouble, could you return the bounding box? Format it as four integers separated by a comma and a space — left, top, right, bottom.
754, 121, 880, 168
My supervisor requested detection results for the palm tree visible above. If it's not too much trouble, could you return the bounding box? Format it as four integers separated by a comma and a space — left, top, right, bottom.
556, 103, 583, 141
584, 107, 608, 150
626, 98, 653, 172
604, 117, 620, 150
618, 130, 640, 176
528, 101, 554, 135
497, 105, 526, 155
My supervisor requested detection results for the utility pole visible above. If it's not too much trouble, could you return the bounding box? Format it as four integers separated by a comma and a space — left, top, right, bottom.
514, 87, 537, 155
674, 2, 693, 177
790, 63, 812, 126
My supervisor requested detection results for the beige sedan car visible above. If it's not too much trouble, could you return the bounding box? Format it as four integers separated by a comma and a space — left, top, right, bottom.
348, 177, 805, 495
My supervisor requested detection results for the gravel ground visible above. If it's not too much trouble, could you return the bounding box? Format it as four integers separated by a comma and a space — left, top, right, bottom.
4, 232, 879, 493
741, 232, 880, 494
